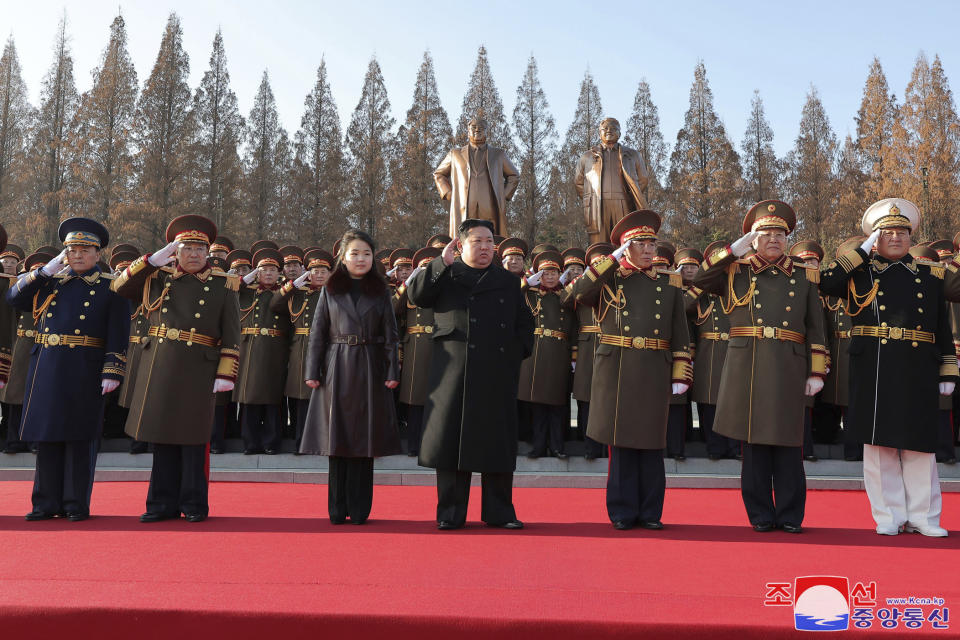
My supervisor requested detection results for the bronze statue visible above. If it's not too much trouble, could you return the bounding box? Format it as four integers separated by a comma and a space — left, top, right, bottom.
434, 117, 520, 238
575, 117, 650, 244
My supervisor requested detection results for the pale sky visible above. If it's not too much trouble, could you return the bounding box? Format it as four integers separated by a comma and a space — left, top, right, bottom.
5, 0, 960, 159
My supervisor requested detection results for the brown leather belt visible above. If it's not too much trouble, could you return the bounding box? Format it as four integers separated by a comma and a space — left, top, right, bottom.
294, 327, 310, 336
35, 333, 104, 348
330, 335, 385, 345
700, 331, 729, 341
241, 327, 287, 338
851, 325, 934, 343
579, 325, 601, 334
16, 328, 36, 338
729, 326, 805, 344
407, 325, 434, 335
534, 328, 568, 340
149, 326, 220, 347
834, 330, 851, 339
598, 334, 670, 350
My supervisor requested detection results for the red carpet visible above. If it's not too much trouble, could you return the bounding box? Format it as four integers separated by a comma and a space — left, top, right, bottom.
1, 481, 958, 638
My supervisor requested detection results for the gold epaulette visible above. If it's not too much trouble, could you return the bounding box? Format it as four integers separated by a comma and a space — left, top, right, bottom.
666, 271, 683, 288
99, 272, 116, 281
921, 261, 945, 280
159, 265, 176, 274
734, 258, 750, 266
210, 267, 227, 276
799, 263, 820, 284
223, 273, 241, 291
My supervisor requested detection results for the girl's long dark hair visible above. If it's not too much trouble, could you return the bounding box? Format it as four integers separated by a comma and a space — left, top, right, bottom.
326, 229, 388, 296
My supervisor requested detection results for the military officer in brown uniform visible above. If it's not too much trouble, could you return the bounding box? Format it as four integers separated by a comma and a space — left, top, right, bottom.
665, 248, 701, 461
235, 247, 291, 455
820, 199, 957, 536
1, 251, 52, 454
568, 210, 692, 530
789, 240, 828, 462
209, 237, 234, 262
112, 215, 240, 522
694, 201, 828, 533
392, 246, 441, 456
518, 250, 577, 459
0, 240, 19, 450
565, 243, 613, 460
498, 238, 528, 277
271, 248, 332, 451
685, 241, 739, 460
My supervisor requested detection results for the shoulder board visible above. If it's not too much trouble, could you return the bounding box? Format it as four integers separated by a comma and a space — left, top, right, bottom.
665, 271, 683, 288
159, 265, 176, 274
245, 284, 259, 290
210, 267, 227, 276
797, 263, 820, 284
98, 272, 116, 281
918, 260, 945, 279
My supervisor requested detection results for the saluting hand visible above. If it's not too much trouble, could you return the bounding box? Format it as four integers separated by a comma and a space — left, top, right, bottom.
242, 266, 261, 284
611, 240, 631, 261
441, 239, 458, 266
731, 231, 760, 257
525, 269, 544, 287
41, 249, 68, 276
386, 265, 398, 278
293, 271, 311, 288
148, 241, 181, 267
559, 266, 574, 286
101, 379, 120, 395
385, 380, 399, 389
404, 265, 424, 288
860, 229, 882, 254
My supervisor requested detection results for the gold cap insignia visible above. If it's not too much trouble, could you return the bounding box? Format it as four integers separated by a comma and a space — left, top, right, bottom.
767, 204, 777, 213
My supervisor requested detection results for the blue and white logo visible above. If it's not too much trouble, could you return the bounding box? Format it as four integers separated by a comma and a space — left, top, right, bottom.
794, 576, 850, 631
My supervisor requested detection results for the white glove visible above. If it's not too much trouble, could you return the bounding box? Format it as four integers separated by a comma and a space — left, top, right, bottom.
213, 379, 235, 393
41, 249, 68, 276
386, 265, 398, 278
731, 231, 760, 257
148, 241, 180, 267
404, 265, 424, 288
571, 361, 576, 373
672, 382, 689, 395
860, 229, 882, 255
805, 377, 824, 396
940, 381, 955, 396
611, 240, 631, 261
293, 271, 311, 288
101, 379, 120, 395
525, 269, 544, 287
242, 267, 261, 284
559, 267, 574, 286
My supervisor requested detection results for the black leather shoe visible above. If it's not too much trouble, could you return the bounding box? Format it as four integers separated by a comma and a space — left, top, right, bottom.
407, 451, 418, 457
437, 520, 463, 530
184, 513, 207, 523
804, 455, 818, 462
3, 446, 28, 454
752, 522, 775, 532
526, 451, 543, 459
584, 453, 595, 461
487, 520, 523, 529
210, 447, 223, 454
264, 449, 277, 455
780, 522, 803, 534
707, 454, 722, 460
639, 520, 664, 530
351, 518, 368, 525
672, 454, 686, 461
554, 452, 568, 460
25, 510, 56, 521
66, 512, 89, 522
612, 520, 635, 531
242, 448, 261, 455
140, 512, 178, 523
330, 517, 346, 525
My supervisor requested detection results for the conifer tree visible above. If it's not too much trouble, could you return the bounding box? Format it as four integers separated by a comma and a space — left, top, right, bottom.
740, 90, 779, 204
785, 86, 837, 244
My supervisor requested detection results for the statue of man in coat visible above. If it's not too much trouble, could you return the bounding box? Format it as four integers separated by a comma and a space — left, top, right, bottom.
407, 219, 534, 530
433, 117, 520, 240
575, 117, 650, 245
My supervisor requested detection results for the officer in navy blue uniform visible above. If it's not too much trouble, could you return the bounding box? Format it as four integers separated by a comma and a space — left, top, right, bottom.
7, 218, 130, 521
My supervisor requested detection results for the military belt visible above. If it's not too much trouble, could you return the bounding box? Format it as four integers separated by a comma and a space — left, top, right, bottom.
534, 328, 568, 341
406, 325, 434, 335
850, 325, 934, 343
16, 328, 36, 339
834, 330, 851, 339
129, 335, 143, 344
598, 334, 670, 350
700, 332, 729, 341
330, 335, 385, 345
148, 326, 220, 347
728, 326, 805, 344
35, 333, 104, 348
579, 325, 601, 334
294, 328, 310, 336
241, 327, 287, 338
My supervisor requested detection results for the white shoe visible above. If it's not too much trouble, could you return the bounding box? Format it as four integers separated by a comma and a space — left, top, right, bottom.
875, 524, 900, 536
903, 523, 948, 537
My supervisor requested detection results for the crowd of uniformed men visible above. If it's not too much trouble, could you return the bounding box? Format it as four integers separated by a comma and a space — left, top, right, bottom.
1, 194, 958, 536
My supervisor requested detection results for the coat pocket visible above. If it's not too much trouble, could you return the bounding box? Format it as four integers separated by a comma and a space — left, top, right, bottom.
595, 342, 613, 357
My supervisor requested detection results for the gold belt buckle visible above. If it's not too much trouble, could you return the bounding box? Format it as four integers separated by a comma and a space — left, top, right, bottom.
632, 336, 645, 349
166, 328, 181, 340
46, 334, 61, 346
25, 330, 35, 338
260, 327, 269, 336
762, 326, 775, 339
720, 332, 729, 340
424, 325, 433, 334
543, 328, 553, 337
889, 327, 903, 340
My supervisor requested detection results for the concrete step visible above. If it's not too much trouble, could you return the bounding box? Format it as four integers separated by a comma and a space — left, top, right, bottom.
3, 450, 960, 490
